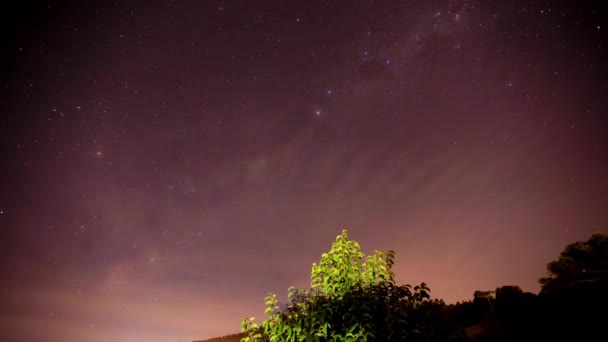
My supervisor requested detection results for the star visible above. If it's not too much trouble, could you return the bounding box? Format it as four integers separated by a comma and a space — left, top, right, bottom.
3, 1, 606, 341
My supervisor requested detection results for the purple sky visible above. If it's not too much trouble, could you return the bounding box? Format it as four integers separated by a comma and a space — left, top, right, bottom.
1, 1, 607, 341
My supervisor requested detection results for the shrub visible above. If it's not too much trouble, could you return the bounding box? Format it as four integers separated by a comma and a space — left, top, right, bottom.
241, 230, 465, 342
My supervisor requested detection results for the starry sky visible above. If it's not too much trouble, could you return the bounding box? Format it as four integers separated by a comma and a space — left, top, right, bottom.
1, 0, 607, 341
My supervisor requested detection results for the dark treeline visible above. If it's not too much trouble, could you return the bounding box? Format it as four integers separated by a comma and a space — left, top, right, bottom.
442, 232, 608, 341
443, 281, 607, 341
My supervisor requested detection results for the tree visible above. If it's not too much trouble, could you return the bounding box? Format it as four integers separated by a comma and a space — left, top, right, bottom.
539, 232, 608, 294
241, 230, 465, 342
473, 290, 494, 313
534, 232, 608, 341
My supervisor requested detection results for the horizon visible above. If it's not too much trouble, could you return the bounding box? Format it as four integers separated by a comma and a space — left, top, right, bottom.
1, 1, 607, 341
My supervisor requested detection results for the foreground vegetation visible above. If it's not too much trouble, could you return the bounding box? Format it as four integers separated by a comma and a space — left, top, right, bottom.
198, 230, 607, 342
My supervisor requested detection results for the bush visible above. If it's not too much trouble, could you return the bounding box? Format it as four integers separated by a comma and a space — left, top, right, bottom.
241, 230, 465, 342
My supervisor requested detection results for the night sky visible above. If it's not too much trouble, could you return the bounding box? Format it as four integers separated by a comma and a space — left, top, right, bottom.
1, 1, 607, 341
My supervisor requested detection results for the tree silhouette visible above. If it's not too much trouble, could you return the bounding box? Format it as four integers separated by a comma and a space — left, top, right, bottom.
539, 232, 608, 294
530, 232, 608, 341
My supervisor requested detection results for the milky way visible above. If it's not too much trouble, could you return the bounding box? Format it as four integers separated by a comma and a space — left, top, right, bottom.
1, 1, 607, 341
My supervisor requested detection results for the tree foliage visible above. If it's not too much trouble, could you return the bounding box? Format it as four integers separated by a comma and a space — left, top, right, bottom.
539, 232, 608, 294
240, 230, 465, 342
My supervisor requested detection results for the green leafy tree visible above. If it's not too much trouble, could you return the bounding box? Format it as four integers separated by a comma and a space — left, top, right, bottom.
311, 230, 366, 297
241, 230, 465, 342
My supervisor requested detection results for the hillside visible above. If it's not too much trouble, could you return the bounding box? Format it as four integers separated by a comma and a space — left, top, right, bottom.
193, 331, 246, 342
